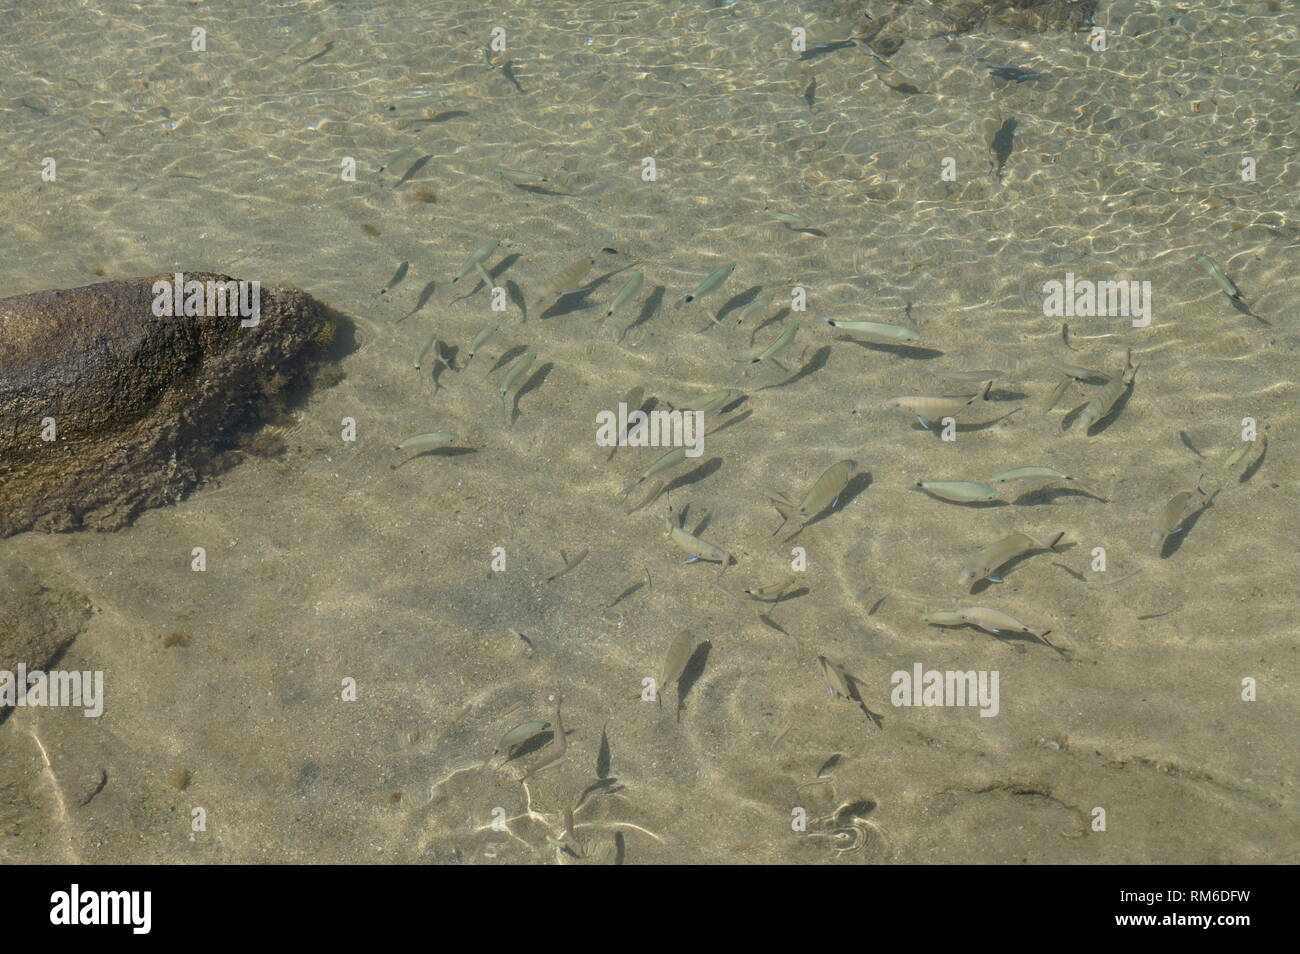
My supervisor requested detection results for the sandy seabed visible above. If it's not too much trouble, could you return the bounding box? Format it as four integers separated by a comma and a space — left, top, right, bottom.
0, 0, 1296, 863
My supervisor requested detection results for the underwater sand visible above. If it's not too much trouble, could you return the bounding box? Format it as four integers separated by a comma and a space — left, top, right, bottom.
1, 0, 1297, 863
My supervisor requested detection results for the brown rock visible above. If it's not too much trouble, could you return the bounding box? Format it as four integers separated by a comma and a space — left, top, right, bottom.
0, 273, 332, 536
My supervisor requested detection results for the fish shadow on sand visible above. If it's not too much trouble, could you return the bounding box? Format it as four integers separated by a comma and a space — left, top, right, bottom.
540, 266, 633, 320
617, 286, 665, 342
538, 288, 596, 320
967, 543, 1074, 596
1011, 485, 1108, 505
488, 344, 529, 375
747, 309, 791, 344
501, 728, 556, 765
451, 253, 522, 304
758, 345, 831, 392
1156, 493, 1217, 559
702, 408, 752, 438
710, 287, 763, 328
673, 641, 712, 722
507, 182, 572, 197
788, 471, 873, 537
983, 628, 1070, 658
833, 337, 942, 361
504, 278, 528, 320
913, 408, 1021, 436
912, 486, 1008, 508
1239, 443, 1268, 484
508, 362, 553, 426
664, 458, 723, 496
1063, 384, 1134, 435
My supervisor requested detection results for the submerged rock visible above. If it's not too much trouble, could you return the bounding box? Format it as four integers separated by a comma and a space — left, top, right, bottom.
0, 273, 334, 536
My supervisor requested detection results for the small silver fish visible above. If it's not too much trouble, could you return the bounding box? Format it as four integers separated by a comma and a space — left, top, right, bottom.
684, 264, 735, 304
378, 261, 409, 295
916, 481, 1003, 503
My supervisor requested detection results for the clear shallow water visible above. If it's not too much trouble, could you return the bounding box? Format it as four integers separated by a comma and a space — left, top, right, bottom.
0, 0, 1296, 863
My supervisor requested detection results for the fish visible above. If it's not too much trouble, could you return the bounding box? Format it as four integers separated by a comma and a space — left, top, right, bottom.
672, 389, 742, 415
884, 382, 992, 427
659, 630, 694, 694
465, 323, 499, 365
666, 512, 732, 572
803, 76, 816, 110
924, 606, 1054, 646
1224, 434, 1265, 470
403, 110, 468, 128
520, 695, 567, 781
916, 481, 1004, 503
883, 79, 925, 94
684, 264, 735, 304
536, 256, 595, 305
451, 240, 500, 283
1073, 349, 1137, 432
623, 478, 667, 515
1195, 252, 1241, 300
1042, 375, 1073, 412
988, 466, 1077, 485
815, 655, 879, 727
495, 166, 547, 184
621, 447, 688, 497
958, 531, 1067, 587
377, 144, 417, 172
827, 319, 919, 344
1150, 482, 1209, 550
1057, 362, 1110, 382
545, 549, 589, 583
394, 432, 457, 452
768, 459, 856, 537
378, 261, 409, 296
741, 575, 798, 603
991, 117, 1017, 182
606, 272, 644, 319
496, 720, 551, 755
414, 333, 438, 370
987, 65, 1051, 82
499, 350, 537, 399
751, 322, 798, 364
296, 41, 335, 67
393, 154, 432, 188
766, 210, 814, 231
734, 291, 776, 326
